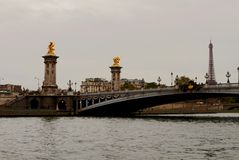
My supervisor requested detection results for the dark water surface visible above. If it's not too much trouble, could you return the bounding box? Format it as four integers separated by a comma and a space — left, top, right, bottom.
0, 113, 239, 160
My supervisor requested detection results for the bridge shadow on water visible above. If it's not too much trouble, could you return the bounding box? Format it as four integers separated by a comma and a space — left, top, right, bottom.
134, 113, 239, 123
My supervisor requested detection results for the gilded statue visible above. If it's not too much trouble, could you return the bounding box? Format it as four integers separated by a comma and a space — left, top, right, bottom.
113, 56, 120, 66
48, 42, 55, 55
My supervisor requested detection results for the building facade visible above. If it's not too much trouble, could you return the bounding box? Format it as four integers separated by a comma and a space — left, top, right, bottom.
80, 78, 111, 93
0, 84, 22, 93
121, 78, 145, 90
80, 78, 145, 93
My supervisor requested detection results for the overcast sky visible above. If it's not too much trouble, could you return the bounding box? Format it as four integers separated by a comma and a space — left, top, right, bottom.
0, 0, 239, 90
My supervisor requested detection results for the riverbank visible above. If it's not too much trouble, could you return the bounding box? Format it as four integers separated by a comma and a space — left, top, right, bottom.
142, 103, 239, 114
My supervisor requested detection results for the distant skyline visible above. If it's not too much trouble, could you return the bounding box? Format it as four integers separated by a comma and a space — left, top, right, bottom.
0, 0, 239, 90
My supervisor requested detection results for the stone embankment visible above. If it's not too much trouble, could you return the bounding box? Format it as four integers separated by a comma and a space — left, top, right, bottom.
143, 102, 239, 114
0, 94, 74, 117
0, 94, 16, 106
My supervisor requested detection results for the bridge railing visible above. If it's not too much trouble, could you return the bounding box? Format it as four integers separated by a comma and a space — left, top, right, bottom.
80, 87, 177, 97
203, 83, 239, 89
79, 83, 239, 98
78, 83, 239, 111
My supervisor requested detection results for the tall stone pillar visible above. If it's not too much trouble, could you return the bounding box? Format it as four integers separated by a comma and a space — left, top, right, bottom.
42, 42, 59, 95
110, 56, 122, 91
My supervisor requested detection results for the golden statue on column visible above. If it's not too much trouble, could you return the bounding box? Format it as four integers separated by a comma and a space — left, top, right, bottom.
48, 42, 55, 55
112, 56, 120, 67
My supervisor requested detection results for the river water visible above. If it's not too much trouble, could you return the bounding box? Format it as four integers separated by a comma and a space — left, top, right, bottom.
0, 113, 239, 160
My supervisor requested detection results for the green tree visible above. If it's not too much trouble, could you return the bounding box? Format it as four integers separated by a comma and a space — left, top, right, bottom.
175, 76, 190, 86
121, 82, 136, 90
175, 76, 202, 92
145, 82, 158, 89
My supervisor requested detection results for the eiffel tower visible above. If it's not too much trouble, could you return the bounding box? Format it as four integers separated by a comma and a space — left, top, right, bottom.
206, 41, 217, 85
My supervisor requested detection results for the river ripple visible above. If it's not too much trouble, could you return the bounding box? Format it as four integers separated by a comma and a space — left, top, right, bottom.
0, 113, 239, 160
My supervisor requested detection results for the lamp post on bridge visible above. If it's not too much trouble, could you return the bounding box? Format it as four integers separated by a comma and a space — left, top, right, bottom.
157, 76, 161, 87
170, 72, 173, 86
74, 82, 77, 93
226, 71, 231, 84
175, 75, 179, 87
204, 73, 209, 84
67, 80, 73, 91
237, 67, 239, 84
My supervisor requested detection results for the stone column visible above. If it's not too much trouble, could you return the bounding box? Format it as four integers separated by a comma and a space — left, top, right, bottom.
110, 56, 122, 91
42, 42, 59, 95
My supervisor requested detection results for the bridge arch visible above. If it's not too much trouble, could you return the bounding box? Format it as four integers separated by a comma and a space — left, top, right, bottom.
30, 99, 39, 109
79, 91, 239, 116
58, 100, 67, 110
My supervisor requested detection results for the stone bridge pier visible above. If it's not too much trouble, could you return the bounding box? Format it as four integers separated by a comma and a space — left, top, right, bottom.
25, 96, 76, 112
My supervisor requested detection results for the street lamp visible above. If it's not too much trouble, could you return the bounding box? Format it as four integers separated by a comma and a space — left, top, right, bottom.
34, 77, 40, 91
141, 78, 145, 89
157, 76, 161, 86
226, 71, 231, 83
74, 82, 77, 92
67, 80, 73, 91
171, 72, 173, 86
204, 73, 209, 84
237, 67, 239, 84
175, 75, 179, 86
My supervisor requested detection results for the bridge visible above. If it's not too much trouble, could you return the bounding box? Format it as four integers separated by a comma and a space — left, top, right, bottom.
6, 83, 239, 116
77, 83, 239, 116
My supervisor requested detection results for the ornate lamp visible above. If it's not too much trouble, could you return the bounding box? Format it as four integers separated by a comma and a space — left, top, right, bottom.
204, 73, 209, 84
226, 71, 231, 83
237, 67, 239, 84
170, 72, 173, 86
157, 76, 161, 86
